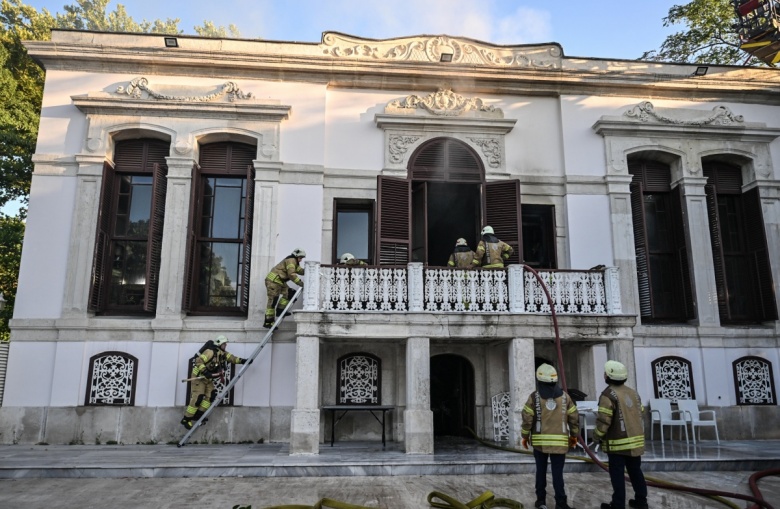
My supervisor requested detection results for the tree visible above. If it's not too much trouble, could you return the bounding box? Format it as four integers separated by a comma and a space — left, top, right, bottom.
641, 0, 764, 66
0, 215, 23, 340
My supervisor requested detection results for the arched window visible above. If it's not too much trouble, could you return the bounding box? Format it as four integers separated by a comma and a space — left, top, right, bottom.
733, 356, 776, 405
652, 356, 695, 402
337, 353, 381, 405
85, 351, 138, 405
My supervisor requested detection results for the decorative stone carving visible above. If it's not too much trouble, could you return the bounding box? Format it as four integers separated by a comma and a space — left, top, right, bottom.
173, 139, 191, 155
468, 137, 501, 167
116, 77, 253, 102
388, 135, 421, 163
322, 33, 561, 69
387, 87, 500, 117
624, 101, 744, 126
86, 137, 102, 152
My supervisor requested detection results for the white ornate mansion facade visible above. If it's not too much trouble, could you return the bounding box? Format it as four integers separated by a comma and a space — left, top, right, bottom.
0, 30, 779, 450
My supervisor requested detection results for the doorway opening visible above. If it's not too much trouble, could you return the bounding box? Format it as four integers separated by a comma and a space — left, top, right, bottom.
430, 354, 475, 438
412, 182, 481, 266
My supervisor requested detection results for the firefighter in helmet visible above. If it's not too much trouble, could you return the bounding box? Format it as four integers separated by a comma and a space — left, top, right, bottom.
264, 249, 306, 328
521, 363, 580, 509
339, 253, 367, 266
472, 226, 514, 268
181, 335, 248, 430
447, 238, 476, 269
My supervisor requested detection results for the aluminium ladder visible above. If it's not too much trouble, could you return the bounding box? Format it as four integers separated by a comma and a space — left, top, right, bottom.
177, 287, 303, 447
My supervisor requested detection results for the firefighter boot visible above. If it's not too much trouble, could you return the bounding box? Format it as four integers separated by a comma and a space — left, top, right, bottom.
180, 417, 193, 430
535, 500, 548, 509
555, 498, 575, 509
193, 410, 208, 425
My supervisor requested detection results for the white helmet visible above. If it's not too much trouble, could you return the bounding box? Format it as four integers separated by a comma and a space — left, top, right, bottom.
292, 248, 306, 258
481, 226, 494, 235
213, 335, 228, 347
455, 238, 468, 247
605, 360, 628, 381
536, 363, 558, 383
340, 253, 355, 264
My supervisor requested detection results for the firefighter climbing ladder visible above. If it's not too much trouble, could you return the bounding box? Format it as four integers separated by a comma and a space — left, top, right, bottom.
177, 287, 303, 447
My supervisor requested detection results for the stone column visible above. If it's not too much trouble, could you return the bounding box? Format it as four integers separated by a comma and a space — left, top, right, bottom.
605, 174, 638, 318
60, 154, 106, 320
290, 335, 320, 455
247, 163, 281, 325
404, 336, 433, 454
676, 176, 720, 327
152, 157, 195, 333
607, 339, 637, 388
508, 337, 535, 447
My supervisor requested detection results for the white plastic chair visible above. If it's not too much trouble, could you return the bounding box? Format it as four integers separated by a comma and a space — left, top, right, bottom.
649, 398, 689, 445
576, 400, 598, 443
677, 399, 720, 445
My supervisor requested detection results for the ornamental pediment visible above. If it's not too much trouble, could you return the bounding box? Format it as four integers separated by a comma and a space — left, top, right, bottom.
385, 86, 503, 118
321, 32, 561, 69
115, 77, 254, 102
623, 101, 744, 126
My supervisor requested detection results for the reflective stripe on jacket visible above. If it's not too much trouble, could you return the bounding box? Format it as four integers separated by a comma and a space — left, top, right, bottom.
594, 384, 645, 456
473, 239, 513, 268
448, 250, 475, 268
266, 256, 304, 286
191, 348, 243, 378
520, 390, 579, 454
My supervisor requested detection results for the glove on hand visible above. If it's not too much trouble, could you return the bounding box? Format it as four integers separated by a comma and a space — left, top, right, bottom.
521, 437, 529, 450
245, 358, 253, 365
569, 436, 578, 449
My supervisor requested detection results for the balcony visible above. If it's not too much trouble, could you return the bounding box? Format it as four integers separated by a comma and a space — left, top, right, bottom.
302, 262, 623, 316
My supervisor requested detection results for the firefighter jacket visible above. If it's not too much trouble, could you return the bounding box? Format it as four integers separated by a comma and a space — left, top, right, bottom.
593, 383, 645, 456
345, 259, 368, 266
448, 246, 476, 268
473, 235, 514, 268
521, 385, 579, 454
266, 255, 305, 286
191, 347, 245, 379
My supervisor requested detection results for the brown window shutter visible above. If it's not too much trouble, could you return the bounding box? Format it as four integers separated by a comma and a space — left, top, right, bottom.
89, 162, 116, 312
630, 181, 653, 319
376, 175, 410, 265
704, 183, 730, 323
671, 186, 695, 320
143, 163, 168, 313
742, 187, 778, 320
484, 179, 522, 264
240, 165, 255, 313
182, 165, 199, 312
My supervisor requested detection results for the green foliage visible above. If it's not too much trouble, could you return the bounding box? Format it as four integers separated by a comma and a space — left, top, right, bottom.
0, 215, 23, 341
641, 0, 764, 65
54, 0, 180, 34
195, 20, 241, 38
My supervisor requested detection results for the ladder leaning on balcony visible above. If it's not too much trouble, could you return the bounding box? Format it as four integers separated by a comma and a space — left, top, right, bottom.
177, 287, 303, 447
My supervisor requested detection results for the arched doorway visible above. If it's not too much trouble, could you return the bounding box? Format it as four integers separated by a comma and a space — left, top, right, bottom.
430, 354, 475, 437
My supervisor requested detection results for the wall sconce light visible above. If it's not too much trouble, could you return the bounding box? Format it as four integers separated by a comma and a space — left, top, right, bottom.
694, 66, 708, 76
164, 37, 179, 48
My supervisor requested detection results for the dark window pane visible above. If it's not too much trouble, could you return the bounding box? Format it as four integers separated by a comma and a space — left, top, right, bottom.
212, 182, 243, 238
108, 240, 148, 306
337, 210, 369, 259
127, 176, 152, 236
197, 242, 240, 307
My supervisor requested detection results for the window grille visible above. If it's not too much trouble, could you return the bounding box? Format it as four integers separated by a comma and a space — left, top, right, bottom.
338, 353, 381, 405
733, 356, 776, 405
85, 351, 138, 405
652, 356, 695, 402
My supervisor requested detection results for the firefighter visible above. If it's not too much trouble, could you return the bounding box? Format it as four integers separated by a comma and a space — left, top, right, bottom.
339, 253, 367, 266
472, 226, 514, 268
594, 360, 648, 509
521, 363, 579, 509
447, 238, 476, 268
180, 335, 248, 430
264, 248, 306, 328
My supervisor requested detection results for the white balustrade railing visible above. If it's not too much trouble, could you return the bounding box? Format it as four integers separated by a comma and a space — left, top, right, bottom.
302, 261, 622, 315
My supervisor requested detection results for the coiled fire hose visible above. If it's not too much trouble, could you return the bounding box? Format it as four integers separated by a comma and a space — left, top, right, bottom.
240, 266, 777, 509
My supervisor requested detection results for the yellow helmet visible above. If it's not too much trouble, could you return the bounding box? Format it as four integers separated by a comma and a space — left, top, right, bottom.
536, 363, 558, 383
605, 360, 628, 381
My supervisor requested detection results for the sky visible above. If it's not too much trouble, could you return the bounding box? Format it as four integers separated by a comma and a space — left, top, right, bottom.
24, 0, 681, 60
5, 1, 681, 216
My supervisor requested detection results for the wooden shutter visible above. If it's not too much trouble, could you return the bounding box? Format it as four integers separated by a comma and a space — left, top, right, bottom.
704, 183, 730, 323
484, 180, 522, 264
376, 176, 410, 265
743, 187, 778, 320
240, 165, 255, 313
630, 181, 653, 319
182, 165, 199, 312
143, 163, 168, 313
671, 186, 695, 320
89, 162, 116, 312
